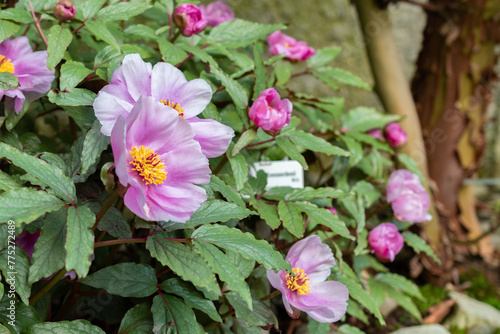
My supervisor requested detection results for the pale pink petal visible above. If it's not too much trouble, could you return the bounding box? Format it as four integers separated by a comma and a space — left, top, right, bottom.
188, 118, 234, 158
94, 91, 135, 136
120, 54, 152, 101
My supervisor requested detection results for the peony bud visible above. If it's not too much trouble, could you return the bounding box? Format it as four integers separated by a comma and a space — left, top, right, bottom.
367, 128, 383, 140
384, 122, 407, 147
248, 88, 292, 135
368, 223, 404, 262
328, 207, 337, 215
53, 0, 76, 21
199, 0, 234, 27
173, 4, 208, 37
267, 31, 316, 62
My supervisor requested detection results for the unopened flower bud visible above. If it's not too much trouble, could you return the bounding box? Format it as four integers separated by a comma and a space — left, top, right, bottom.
200, 0, 234, 27
53, 0, 76, 21
384, 122, 407, 147
248, 88, 292, 136
368, 223, 404, 262
173, 4, 207, 37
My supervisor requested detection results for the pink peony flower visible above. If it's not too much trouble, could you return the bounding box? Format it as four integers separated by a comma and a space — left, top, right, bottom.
267, 31, 316, 62
267, 235, 349, 323
199, 0, 234, 27
248, 88, 292, 135
93, 54, 234, 158
384, 122, 407, 147
368, 223, 404, 262
0, 37, 55, 113
386, 169, 432, 223
367, 128, 383, 140
53, 0, 76, 21
173, 4, 208, 36
111, 96, 211, 222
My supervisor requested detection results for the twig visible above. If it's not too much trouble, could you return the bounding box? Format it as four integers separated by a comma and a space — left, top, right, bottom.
28, 0, 48, 46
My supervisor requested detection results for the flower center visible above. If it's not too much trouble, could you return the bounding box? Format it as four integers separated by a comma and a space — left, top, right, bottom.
160, 99, 185, 118
284, 43, 290, 48
0, 55, 15, 74
286, 268, 310, 295
129, 145, 167, 185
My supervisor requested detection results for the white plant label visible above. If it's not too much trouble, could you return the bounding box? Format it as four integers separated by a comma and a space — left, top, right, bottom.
250, 160, 304, 190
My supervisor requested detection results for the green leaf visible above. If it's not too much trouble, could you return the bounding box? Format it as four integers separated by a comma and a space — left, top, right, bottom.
346, 299, 369, 324
152, 294, 201, 334
25, 320, 106, 334
118, 303, 153, 334
402, 231, 441, 264
0, 295, 39, 333
0, 248, 31, 305
162, 278, 222, 322
79, 263, 157, 298
65, 206, 95, 278
84, 19, 120, 51
344, 130, 393, 153
226, 250, 255, 279
0, 72, 18, 90
211, 66, 249, 116
278, 200, 304, 238
225, 292, 278, 328
307, 316, 331, 334
0, 20, 20, 43
232, 129, 257, 156
64, 106, 96, 132
275, 60, 293, 87
98, 1, 152, 21
314, 67, 370, 90
397, 153, 426, 185
352, 181, 381, 208
185, 199, 255, 226
227, 150, 248, 191
249, 197, 280, 229
80, 0, 106, 19
194, 240, 252, 309
0, 169, 21, 192
375, 272, 423, 300
0, 188, 63, 226
287, 130, 350, 156
294, 202, 352, 239
209, 175, 245, 207
60, 61, 93, 91
80, 121, 110, 176
0, 8, 33, 23
29, 208, 67, 284
47, 25, 72, 69
342, 107, 400, 132
252, 43, 266, 100
275, 136, 308, 170
307, 46, 342, 67
158, 38, 188, 65
97, 207, 132, 239
48, 88, 96, 106
124, 24, 157, 40
385, 287, 422, 321
192, 224, 290, 272
285, 187, 347, 201
338, 324, 367, 334
210, 19, 285, 48
146, 233, 221, 296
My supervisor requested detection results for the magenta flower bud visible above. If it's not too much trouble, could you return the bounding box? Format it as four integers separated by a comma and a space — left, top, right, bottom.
386, 169, 432, 223
53, 0, 76, 21
16, 230, 40, 262
367, 128, 383, 140
384, 122, 407, 147
173, 4, 208, 37
267, 31, 316, 62
199, 0, 234, 27
248, 88, 292, 135
328, 207, 337, 215
368, 223, 404, 262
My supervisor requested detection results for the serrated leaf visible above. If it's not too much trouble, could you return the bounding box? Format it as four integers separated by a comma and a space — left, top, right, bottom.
80, 0, 106, 19
315, 67, 370, 90
0, 8, 33, 23
275, 136, 308, 170
0, 248, 30, 305
185, 199, 255, 226
342, 107, 400, 132
194, 240, 252, 309
118, 303, 153, 334
0, 72, 18, 90
227, 150, 248, 191
294, 202, 352, 239
346, 299, 369, 324
97, 207, 132, 239
60, 61, 93, 91
278, 200, 304, 238
65, 206, 95, 278
285, 187, 347, 201
209, 19, 285, 49
307, 316, 331, 334
209, 176, 246, 207
146, 232, 221, 296
64, 106, 96, 132
225, 292, 278, 328
152, 294, 201, 334
124, 24, 157, 40
162, 278, 222, 322
0, 20, 20, 43
307, 46, 342, 67
97, 1, 152, 21
249, 197, 280, 229
25, 320, 106, 334
48, 88, 96, 106
275, 60, 293, 87
29, 208, 67, 284
0, 188, 63, 226
385, 287, 422, 321
252, 43, 266, 100
226, 250, 255, 279
84, 19, 120, 51
47, 25, 72, 69
0, 296, 39, 333
158, 38, 188, 65
0, 142, 76, 202
402, 231, 441, 264
0, 169, 21, 191
192, 224, 290, 271
232, 129, 257, 156
211, 66, 249, 118
79, 263, 157, 298
287, 130, 350, 156
354, 229, 368, 256
375, 273, 424, 300
80, 121, 110, 175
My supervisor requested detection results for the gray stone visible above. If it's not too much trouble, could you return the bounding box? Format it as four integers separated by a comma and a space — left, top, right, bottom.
390, 324, 450, 334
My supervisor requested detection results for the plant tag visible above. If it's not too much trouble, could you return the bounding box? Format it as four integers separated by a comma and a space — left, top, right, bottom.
250, 160, 304, 190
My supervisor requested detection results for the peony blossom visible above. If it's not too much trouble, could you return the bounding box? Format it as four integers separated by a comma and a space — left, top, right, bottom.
0, 37, 55, 113
368, 223, 404, 262
267, 235, 349, 323
200, 0, 234, 27
267, 31, 316, 62
386, 169, 432, 223
384, 122, 407, 147
248, 88, 292, 135
173, 4, 207, 36
111, 96, 210, 222
93, 54, 234, 158
53, 0, 76, 21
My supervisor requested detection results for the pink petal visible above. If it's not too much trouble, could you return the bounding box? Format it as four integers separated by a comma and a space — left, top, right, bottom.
188, 117, 234, 158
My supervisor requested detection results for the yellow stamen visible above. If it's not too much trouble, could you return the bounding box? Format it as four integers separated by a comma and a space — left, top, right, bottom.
286, 268, 311, 295
129, 145, 167, 185
0, 55, 15, 74
160, 99, 185, 118
284, 43, 290, 48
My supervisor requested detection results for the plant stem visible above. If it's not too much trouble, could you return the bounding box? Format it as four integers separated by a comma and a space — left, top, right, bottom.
245, 138, 276, 148
29, 268, 68, 306
92, 190, 119, 231
28, 0, 48, 46
94, 238, 147, 248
